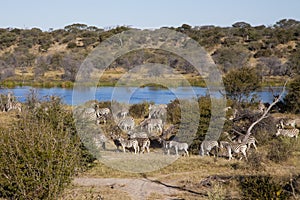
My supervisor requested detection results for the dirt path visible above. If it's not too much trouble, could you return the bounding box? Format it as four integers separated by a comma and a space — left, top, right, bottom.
73, 177, 181, 200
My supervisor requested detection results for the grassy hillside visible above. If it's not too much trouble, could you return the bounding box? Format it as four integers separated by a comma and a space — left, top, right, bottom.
1, 19, 300, 87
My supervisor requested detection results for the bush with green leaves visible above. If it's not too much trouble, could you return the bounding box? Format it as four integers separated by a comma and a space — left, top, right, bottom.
267, 137, 298, 163
129, 101, 149, 119
284, 75, 300, 114
238, 176, 290, 199
0, 96, 92, 199
223, 66, 261, 102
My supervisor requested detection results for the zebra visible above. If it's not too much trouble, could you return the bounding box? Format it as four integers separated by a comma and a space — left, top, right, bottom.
116, 108, 129, 119
234, 135, 258, 150
6, 92, 22, 112
219, 141, 247, 161
258, 100, 266, 113
128, 130, 148, 139
110, 132, 122, 151
279, 118, 296, 129
276, 128, 299, 138
118, 117, 135, 131
96, 113, 110, 124
135, 138, 151, 153
199, 140, 219, 156
82, 107, 97, 121
127, 130, 150, 153
140, 118, 163, 133
167, 141, 189, 156
96, 107, 110, 117
148, 104, 167, 119
95, 107, 110, 124
157, 137, 171, 154
117, 137, 139, 154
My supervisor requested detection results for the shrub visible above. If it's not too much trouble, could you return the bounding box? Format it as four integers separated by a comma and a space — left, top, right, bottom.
67, 41, 77, 48
129, 102, 149, 118
207, 182, 226, 200
0, 96, 90, 199
246, 151, 265, 171
267, 137, 297, 163
284, 75, 300, 114
239, 175, 290, 199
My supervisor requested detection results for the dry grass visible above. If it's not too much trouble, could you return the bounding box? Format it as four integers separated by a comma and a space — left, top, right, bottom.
44, 69, 64, 80
1, 110, 300, 199
59, 184, 132, 200
69, 149, 300, 199
0, 110, 19, 128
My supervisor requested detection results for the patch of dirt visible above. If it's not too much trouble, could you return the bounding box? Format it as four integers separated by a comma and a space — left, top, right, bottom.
73, 177, 181, 200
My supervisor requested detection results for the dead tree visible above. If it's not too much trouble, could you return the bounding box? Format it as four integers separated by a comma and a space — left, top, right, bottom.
242, 80, 288, 143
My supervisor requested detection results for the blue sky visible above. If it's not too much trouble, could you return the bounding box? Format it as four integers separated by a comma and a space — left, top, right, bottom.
1, 0, 300, 30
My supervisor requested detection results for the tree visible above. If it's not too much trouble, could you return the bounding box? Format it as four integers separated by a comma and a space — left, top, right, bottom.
275, 19, 300, 29
243, 81, 288, 142
61, 54, 85, 82
0, 60, 14, 80
223, 67, 261, 102
64, 23, 88, 33
285, 45, 300, 76
212, 46, 250, 73
181, 24, 192, 30
257, 56, 282, 76
284, 76, 300, 114
232, 21, 251, 28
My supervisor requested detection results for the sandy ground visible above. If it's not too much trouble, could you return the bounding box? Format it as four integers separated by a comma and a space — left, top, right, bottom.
73, 177, 180, 200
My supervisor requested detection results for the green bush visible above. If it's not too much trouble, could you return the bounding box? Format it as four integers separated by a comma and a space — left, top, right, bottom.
129, 102, 149, 118
0, 96, 90, 199
67, 41, 77, 48
239, 176, 290, 199
246, 151, 265, 171
267, 137, 297, 163
284, 75, 300, 114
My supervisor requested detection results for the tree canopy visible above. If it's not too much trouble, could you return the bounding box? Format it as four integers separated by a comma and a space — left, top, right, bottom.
223, 67, 261, 102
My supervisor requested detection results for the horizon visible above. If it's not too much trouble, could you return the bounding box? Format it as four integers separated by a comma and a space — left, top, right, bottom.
1, 17, 299, 32
1, 0, 300, 31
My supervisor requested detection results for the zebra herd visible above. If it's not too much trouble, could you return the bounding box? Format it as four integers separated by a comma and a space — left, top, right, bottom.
105, 131, 189, 156
199, 135, 257, 161
80, 102, 300, 160
84, 103, 190, 156
81, 103, 165, 134
0, 92, 22, 113
199, 123, 299, 161
275, 118, 299, 138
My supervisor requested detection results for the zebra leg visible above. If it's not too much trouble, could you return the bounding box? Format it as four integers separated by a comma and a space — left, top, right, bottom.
102, 142, 106, 150
141, 147, 145, 154
135, 146, 138, 154
253, 143, 257, 150
240, 149, 247, 161
185, 149, 189, 157
243, 151, 248, 161
228, 148, 232, 160
175, 147, 179, 156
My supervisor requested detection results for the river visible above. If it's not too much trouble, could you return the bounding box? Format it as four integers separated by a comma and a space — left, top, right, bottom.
0, 86, 286, 105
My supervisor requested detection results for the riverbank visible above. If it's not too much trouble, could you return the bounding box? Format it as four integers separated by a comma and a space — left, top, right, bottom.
0, 76, 288, 89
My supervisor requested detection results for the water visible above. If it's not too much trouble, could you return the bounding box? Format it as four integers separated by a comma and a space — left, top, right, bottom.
0, 86, 286, 105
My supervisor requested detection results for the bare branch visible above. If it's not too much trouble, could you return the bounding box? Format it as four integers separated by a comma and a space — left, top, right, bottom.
243, 80, 288, 142
232, 128, 244, 135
